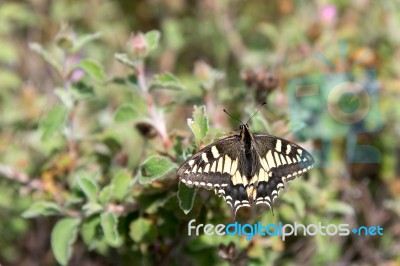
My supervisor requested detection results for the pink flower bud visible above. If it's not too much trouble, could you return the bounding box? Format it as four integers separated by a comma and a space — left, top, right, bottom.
320, 5, 337, 25
71, 69, 85, 82
194, 61, 212, 80
66, 56, 85, 82
128, 33, 148, 57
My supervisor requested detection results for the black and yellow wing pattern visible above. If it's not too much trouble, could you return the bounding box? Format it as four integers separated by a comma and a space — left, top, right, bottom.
177, 123, 314, 217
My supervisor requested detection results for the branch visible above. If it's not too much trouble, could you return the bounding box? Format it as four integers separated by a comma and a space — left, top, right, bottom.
105, 202, 139, 215
214, 1, 247, 64
136, 60, 173, 149
0, 164, 44, 191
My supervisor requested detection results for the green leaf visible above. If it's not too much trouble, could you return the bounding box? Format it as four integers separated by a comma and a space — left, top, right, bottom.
0, 39, 19, 64
72, 32, 102, 52
114, 53, 137, 69
325, 202, 354, 215
145, 193, 175, 214
154, 72, 179, 83
139, 155, 177, 184
177, 182, 197, 214
0, 69, 22, 90
0, 3, 38, 28
163, 19, 184, 50
39, 104, 68, 141
82, 202, 103, 216
129, 217, 157, 243
282, 192, 305, 218
114, 104, 139, 123
279, 204, 297, 221
145, 30, 161, 53
187, 105, 209, 144
77, 172, 99, 202
71, 82, 95, 101
100, 212, 120, 246
111, 170, 132, 201
78, 59, 105, 83
149, 72, 185, 91
51, 218, 80, 266
29, 42, 61, 73
99, 185, 112, 205
22, 201, 62, 218
81, 216, 101, 246
54, 87, 74, 109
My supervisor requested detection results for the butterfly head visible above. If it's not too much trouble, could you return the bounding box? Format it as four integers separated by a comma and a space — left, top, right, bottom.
239, 123, 253, 141
224, 102, 265, 141
239, 123, 250, 131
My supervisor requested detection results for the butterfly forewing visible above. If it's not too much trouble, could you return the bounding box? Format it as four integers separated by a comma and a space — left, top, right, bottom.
252, 134, 314, 180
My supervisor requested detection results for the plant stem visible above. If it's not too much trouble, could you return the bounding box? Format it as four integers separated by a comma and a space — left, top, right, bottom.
62, 52, 77, 158
136, 60, 172, 149
0, 164, 44, 191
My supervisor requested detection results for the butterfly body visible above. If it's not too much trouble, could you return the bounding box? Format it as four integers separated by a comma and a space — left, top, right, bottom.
178, 123, 314, 217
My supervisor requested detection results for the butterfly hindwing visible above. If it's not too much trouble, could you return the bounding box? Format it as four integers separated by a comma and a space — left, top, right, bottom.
221, 183, 250, 213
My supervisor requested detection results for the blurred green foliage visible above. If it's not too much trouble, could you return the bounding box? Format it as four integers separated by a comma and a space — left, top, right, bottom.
0, 1, 400, 265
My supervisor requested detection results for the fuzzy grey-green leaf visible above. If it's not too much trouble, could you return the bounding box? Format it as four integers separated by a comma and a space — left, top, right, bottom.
99, 185, 112, 205
325, 202, 354, 215
81, 216, 100, 246
51, 218, 80, 266
78, 59, 105, 82
149, 72, 185, 91
100, 212, 120, 246
129, 217, 157, 243
77, 173, 99, 202
39, 104, 68, 141
54, 87, 74, 109
29, 42, 61, 72
114, 53, 138, 69
139, 155, 177, 184
178, 182, 196, 214
114, 104, 139, 123
82, 202, 103, 216
145, 30, 161, 53
187, 105, 209, 144
22, 201, 62, 218
111, 170, 132, 201
72, 32, 102, 52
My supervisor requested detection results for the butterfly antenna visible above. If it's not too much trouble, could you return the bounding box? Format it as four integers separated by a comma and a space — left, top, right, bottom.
246, 102, 266, 124
223, 109, 244, 125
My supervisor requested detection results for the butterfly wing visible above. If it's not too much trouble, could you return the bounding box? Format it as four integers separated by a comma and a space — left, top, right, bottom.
178, 135, 242, 189
249, 134, 314, 208
178, 135, 253, 214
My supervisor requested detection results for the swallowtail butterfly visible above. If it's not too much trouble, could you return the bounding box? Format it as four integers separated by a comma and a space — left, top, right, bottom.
178, 106, 314, 217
